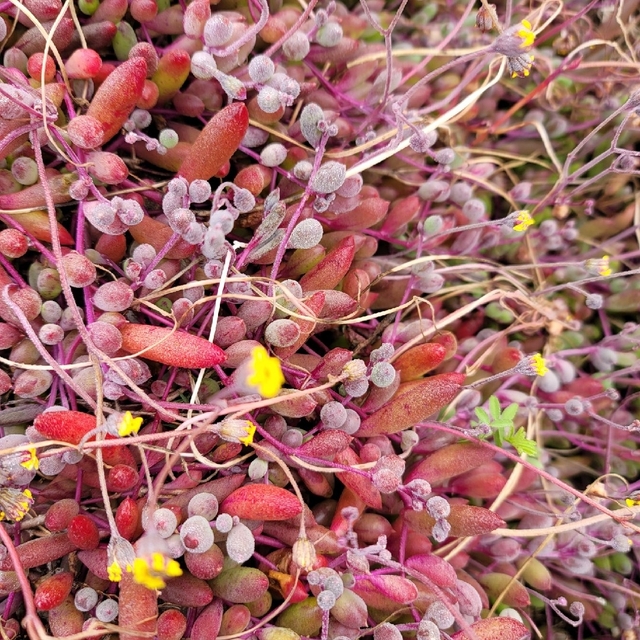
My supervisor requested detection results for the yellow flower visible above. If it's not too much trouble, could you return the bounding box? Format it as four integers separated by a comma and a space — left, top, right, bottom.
625, 498, 639, 508
118, 411, 143, 437
217, 419, 257, 446
513, 210, 534, 231
246, 346, 285, 398
107, 561, 123, 582
516, 20, 535, 48
530, 354, 549, 376
584, 256, 613, 278
132, 552, 183, 591
20, 447, 39, 471
0, 488, 33, 522
597, 255, 612, 277
106, 534, 135, 582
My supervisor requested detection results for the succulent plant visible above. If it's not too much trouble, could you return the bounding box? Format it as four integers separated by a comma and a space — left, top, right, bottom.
0, 2, 639, 640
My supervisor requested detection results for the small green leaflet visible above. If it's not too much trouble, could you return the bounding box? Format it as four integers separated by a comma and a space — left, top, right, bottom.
471, 396, 538, 458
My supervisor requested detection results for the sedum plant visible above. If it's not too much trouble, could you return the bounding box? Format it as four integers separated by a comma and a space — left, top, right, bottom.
0, 1, 639, 640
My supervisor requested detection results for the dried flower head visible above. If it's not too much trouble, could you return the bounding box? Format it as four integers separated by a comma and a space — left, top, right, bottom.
107, 534, 136, 582
507, 53, 535, 78
476, 4, 497, 32
292, 536, 317, 572
584, 255, 612, 277
342, 359, 367, 381
0, 487, 33, 521
216, 419, 256, 446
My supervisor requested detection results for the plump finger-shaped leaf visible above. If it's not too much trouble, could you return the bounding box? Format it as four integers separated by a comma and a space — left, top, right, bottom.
326, 197, 389, 231
48, 596, 84, 638
160, 573, 213, 607
330, 487, 366, 537
276, 597, 323, 637
86, 57, 147, 144
405, 554, 458, 588
299, 236, 356, 293
451, 617, 530, 640
76, 548, 109, 580
297, 429, 352, 460
351, 575, 418, 612
404, 505, 505, 538
210, 567, 270, 604
516, 557, 552, 591
356, 373, 465, 437
33, 410, 133, 466
335, 447, 382, 509
179, 103, 249, 183
152, 49, 191, 104
479, 573, 530, 607
0, 533, 77, 571
393, 343, 447, 382
0, 172, 76, 210
134, 140, 192, 172
129, 215, 197, 259
11, 210, 74, 245
221, 484, 302, 521
119, 323, 226, 368
273, 291, 325, 360
405, 442, 495, 486
270, 390, 317, 418
162, 473, 245, 519
34, 572, 74, 611
331, 588, 368, 628
118, 572, 158, 640
191, 599, 223, 640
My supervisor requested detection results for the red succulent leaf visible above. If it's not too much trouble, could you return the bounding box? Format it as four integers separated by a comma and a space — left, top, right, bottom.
10, 210, 74, 245
300, 236, 356, 293
86, 57, 148, 144
34, 571, 74, 611
393, 343, 447, 382
160, 573, 214, 607
118, 323, 227, 368
356, 372, 465, 437
335, 447, 382, 510
405, 442, 496, 486
404, 505, 505, 538
0, 533, 77, 571
115, 497, 140, 540
352, 575, 418, 612
451, 617, 530, 640
190, 599, 223, 640
118, 572, 159, 640
178, 103, 249, 183
67, 514, 100, 550
221, 484, 302, 521
405, 554, 458, 588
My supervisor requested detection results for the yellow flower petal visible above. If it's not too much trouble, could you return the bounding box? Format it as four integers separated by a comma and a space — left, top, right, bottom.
530, 354, 549, 376
107, 561, 123, 582
239, 422, 256, 446
246, 346, 285, 398
513, 210, 534, 231
20, 447, 39, 471
118, 411, 143, 437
